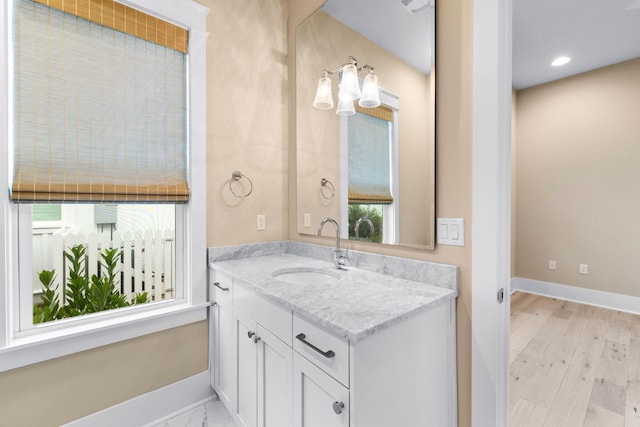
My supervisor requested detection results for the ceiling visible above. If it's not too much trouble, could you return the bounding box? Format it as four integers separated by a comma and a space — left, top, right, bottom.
513, 0, 640, 89
321, 0, 434, 75
319, 0, 640, 89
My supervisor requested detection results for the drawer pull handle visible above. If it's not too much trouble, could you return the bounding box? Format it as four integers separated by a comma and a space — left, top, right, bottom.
332, 401, 344, 415
214, 282, 229, 292
296, 333, 335, 359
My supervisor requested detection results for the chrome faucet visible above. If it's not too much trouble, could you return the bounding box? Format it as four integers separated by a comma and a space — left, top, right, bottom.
318, 217, 349, 269
354, 217, 375, 241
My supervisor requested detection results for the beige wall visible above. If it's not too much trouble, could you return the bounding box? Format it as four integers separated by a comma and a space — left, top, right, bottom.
0, 322, 208, 426
205, 0, 289, 246
515, 58, 640, 297
295, 10, 434, 247
289, 0, 473, 425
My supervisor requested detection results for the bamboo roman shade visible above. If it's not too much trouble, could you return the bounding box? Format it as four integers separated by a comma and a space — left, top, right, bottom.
348, 111, 393, 205
11, 0, 189, 202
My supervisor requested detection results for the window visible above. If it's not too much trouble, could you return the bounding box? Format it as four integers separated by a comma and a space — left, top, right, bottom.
32, 204, 61, 223
30, 204, 176, 325
0, 0, 208, 372
32, 204, 63, 229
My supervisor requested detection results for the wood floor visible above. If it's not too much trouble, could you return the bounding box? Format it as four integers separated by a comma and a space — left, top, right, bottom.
510, 292, 640, 427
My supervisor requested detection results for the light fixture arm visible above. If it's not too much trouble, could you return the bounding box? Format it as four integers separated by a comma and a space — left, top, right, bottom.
320, 57, 375, 79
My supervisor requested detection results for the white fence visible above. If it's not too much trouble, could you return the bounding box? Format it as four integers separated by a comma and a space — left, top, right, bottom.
32, 230, 175, 304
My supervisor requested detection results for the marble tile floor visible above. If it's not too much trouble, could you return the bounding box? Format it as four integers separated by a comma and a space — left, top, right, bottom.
149, 398, 235, 427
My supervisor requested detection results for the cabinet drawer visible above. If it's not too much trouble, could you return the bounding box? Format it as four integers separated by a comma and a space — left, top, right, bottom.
211, 270, 233, 306
235, 282, 292, 346
293, 314, 349, 387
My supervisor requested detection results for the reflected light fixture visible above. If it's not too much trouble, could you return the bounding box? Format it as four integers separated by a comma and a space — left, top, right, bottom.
359, 70, 381, 108
312, 56, 381, 116
551, 56, 571, 67
336, 92, 356, 116
312, 71, 334, 109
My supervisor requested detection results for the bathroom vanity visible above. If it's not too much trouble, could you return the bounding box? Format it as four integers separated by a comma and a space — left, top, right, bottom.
208, 243, 458, 427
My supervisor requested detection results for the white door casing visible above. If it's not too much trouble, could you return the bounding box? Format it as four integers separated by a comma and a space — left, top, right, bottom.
471, 0, 512, 425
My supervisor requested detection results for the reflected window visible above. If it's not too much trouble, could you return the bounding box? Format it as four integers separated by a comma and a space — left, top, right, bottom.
346, 105, 397, 244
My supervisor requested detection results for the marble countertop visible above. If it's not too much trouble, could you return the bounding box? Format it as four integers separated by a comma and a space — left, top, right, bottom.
210, 253, 457, 342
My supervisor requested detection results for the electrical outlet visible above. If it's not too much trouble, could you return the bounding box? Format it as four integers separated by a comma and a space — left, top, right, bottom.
548, 260, 556, 270
579, 264, 588, 275
256, 214, 266, 231
303, 213, 311, 228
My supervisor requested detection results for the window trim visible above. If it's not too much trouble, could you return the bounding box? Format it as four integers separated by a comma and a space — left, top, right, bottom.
0, 0, 209, 373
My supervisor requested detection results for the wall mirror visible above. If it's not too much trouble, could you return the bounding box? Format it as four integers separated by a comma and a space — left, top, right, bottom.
295, 0, 436, 249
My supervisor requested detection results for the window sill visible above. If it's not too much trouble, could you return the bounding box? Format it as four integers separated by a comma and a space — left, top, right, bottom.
0, 301, 208, 372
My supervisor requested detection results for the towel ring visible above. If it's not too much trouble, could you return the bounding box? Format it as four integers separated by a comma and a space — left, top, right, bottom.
320, 178, 335, 200
229, 171, 253, 198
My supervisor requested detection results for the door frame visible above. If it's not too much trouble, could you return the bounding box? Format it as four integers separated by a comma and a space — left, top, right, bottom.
471, 0, 512, 425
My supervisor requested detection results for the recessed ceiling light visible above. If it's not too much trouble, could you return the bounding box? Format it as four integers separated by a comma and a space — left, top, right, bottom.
551, 56, 571, 67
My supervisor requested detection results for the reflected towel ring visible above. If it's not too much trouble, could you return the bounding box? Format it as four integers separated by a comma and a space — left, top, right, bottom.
320, 178, 335, 200
230, 171, 253, 198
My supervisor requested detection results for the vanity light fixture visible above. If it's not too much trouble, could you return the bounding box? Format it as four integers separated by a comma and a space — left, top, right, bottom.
312, 56, 381, 116
312, 71, 334, 109
551, 56, 571, 67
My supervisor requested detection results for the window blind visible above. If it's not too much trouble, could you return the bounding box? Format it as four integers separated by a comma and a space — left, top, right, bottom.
11, 0, 189, 202
348, 110, 393, 205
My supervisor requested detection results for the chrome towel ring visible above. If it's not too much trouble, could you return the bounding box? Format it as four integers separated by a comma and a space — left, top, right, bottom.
320, 178, 335, 200
230, 171, 253, 198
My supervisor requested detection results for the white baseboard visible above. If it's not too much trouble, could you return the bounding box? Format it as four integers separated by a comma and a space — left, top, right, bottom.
62, 371, 214, 427
511, 277, 640, 315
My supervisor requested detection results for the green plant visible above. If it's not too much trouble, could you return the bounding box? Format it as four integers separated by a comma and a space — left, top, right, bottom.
62, 244, 89, 317
85, 248, 129, 313
133, 292, 150, 305
33, 269, 60, 324
33, 244, 150, 324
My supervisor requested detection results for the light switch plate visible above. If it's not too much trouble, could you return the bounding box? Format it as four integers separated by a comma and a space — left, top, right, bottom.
436, 218, 465, 246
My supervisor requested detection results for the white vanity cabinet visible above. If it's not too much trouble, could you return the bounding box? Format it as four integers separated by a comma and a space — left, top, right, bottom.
211, 270, 293, 427
209, 265, 457, 427
293, 352, 349, 427
210, 271, 235, 414
234, 310, 292, 427
291, 303, 455, 427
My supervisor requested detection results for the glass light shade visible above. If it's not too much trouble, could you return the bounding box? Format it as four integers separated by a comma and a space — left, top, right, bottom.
339, 63, 361, 100
312, 76, 334, 109
335, 93, 355, 116
358, 74, 381, 108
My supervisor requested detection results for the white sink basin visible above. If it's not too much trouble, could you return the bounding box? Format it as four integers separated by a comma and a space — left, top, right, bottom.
272, 267, 342, 286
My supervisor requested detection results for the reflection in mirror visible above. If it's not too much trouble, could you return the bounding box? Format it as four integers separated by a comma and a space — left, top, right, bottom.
296, 0, 436, 249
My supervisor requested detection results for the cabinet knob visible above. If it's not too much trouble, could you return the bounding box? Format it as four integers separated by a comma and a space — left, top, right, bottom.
253, 335, 261, 343
332, 401, 344, 415
247, 331, 256, 339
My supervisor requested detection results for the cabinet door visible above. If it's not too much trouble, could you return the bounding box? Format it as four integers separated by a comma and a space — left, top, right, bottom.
257, 325, 292, 427
293, 353, 349, 427
235, 311, 258, 427
212, 302, 235, 414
